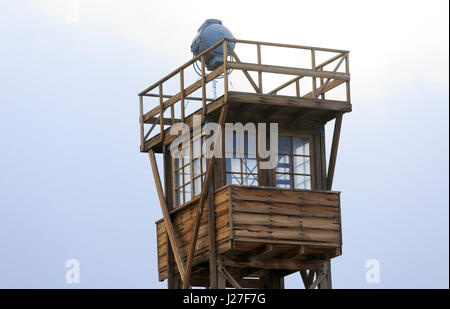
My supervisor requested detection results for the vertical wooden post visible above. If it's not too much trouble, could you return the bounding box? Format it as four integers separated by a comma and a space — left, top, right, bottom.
180, 69, 185, 122
217, 259, 226, 289
295, 79, 300, 97
257, 43, 262, 93
139, 95, 144, 151
201, 55, 206, 115
311, 48, 317, 100
223, 41, 228, 102
207, 180, 218, 288
327, 113, 343, 190
159, 83, 164, 142
163, 147, 176, 288
345, 53, 351, 104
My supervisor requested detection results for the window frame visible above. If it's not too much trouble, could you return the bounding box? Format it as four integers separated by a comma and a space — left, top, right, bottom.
273, 133, 315, 190
172, 134, 207, 207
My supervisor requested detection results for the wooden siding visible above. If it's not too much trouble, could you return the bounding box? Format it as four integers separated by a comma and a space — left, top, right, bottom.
230, 186, 342, 247
156, 186, 232, 281
155, 185, 342, 281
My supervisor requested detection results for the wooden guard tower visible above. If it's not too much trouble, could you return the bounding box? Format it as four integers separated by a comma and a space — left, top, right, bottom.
138, 39, 351, 289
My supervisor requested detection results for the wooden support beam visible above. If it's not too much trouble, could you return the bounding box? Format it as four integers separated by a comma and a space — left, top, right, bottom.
218, 265, 242, 289
268, 76, 302, 95
308, 270, 327, 289
146, 117, 181, 125
221, 255, 327, 271
182, 104, 229, 288
227, 62, 350, 81
314, 55, 346, 100
257, 43, 262, 92
201, 55, 206, 114
148, 149, 186, 281
327, 113, 343, 190
207, 180, 218, 288
302, 80, 345, 99
228, 48, 261, 93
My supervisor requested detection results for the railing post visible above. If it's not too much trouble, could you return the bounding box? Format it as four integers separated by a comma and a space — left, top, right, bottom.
180, 69, 185, 122
257, 43, 262, 93
345, 53, 351, 104
223, 40, 228, 102
295, 79, 300, 97
159, 83, 164, 142
201, 55, 206, 115
139, 95, 144, 151
311, 48, 317, 100
319, 67, 325, 101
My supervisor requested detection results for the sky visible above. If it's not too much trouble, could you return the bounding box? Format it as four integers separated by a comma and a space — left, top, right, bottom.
0, 0, 448, 288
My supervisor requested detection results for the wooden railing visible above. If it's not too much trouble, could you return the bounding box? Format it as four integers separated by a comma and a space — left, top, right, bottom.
138, 39, 350, 151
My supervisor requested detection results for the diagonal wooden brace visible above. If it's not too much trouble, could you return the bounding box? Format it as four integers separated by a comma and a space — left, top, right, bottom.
148, 149, 186, 281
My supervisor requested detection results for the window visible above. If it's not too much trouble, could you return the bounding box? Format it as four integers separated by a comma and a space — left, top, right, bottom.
275, 136, 312, 190
173, 135, 207, 207
174, 146, 190, 206
225, 131, 258, 186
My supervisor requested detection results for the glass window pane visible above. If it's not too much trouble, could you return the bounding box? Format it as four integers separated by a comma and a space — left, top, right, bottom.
243, 174, 258, 186
242, 158, 257, 174
193, 138, 201, 158
184, 183, 191, 201
224, 131, 234, 156
175, 170, 183, 188
175, 189, 183, 206
294, 175, 311, 189
276, 173, 291, 188
226, 173, 242, 185
293, 138, 310, 155
201, 157, 207, 173
278, 136, 291, 155
193, 159, 201, 176
184, 166, 190, 184
226, 158, 241, 173
293, 156, 310, 174
181, 145, 190, 160
276, 155, 291, 173
194, 177, 202, 196
245, 133, 256, 156
174, 158, 181, 170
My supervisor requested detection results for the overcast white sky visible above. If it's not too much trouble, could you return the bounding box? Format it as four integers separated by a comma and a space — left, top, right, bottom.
1, 1, 448, 289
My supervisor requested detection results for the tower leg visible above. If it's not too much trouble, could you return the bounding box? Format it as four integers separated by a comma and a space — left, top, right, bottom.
317, 259, 332, 289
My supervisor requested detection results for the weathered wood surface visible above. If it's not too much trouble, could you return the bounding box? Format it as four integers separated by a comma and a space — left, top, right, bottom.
155, 185, 342, 282
156, 186, 232, 281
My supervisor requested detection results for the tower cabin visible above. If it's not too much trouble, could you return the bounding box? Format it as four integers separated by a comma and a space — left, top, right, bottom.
139, 38, 351, 289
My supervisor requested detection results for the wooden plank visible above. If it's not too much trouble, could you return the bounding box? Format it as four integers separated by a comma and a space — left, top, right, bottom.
233, 212, 340, 230
257, 43, 262, 92
182, 105, 229, 288
227, 91, 351, 112
218, 265, 242, 289
221, 256, 326, 270
233, 224, 340, 243
309, 270, 327, 289
227, 62, 350, 81
228, 38, 349, 54
207, 181, 218, 288
228, 49, 260, 93
327, 113, 343, 190
268, 76, 302, 95
148, 149, 186, 280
